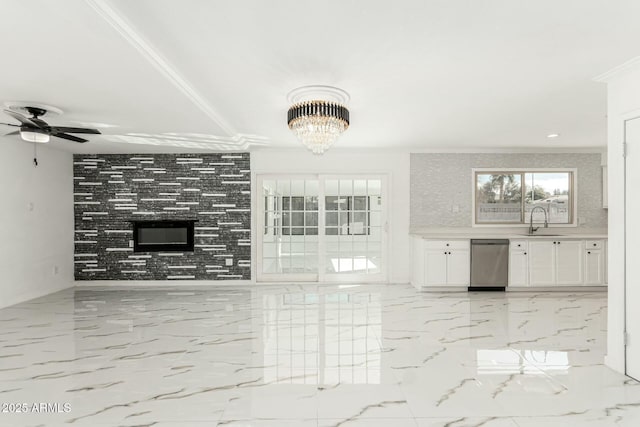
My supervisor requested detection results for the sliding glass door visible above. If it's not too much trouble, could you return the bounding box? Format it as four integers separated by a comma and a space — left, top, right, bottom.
257, 175, 387, 282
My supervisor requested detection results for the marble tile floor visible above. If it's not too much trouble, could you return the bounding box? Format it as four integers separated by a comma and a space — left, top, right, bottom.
0, 284, 638, 427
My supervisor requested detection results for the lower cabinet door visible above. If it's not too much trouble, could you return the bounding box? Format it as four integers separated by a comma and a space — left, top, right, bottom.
509, 250, 528, 287
529, 241, 555, 286
584, 249, 604, 285
424, 250, 448, 286
447, 250, 470, 286
555, 240, 584, 285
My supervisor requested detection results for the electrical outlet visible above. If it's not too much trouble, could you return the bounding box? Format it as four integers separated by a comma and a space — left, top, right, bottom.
225, 258, 233, 266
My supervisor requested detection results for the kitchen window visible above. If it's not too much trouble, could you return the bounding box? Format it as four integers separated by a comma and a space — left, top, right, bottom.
473, 169, 576, 226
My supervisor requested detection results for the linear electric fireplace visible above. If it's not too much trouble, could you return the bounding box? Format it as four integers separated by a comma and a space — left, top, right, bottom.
132, 220, 196, 252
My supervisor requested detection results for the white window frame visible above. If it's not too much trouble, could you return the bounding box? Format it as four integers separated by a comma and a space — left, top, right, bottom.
471, 168, 578, 228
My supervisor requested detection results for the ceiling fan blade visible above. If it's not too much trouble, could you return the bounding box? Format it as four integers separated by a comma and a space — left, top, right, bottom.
4, 130, 20, 136
0, 122, 19, 127
3, 109, 39, 127
30, 117, 49, 128
52, 133, 88, 143
49, 126, 101, 134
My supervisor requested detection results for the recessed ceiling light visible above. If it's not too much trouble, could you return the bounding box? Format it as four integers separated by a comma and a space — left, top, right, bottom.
547, 133, 560, 138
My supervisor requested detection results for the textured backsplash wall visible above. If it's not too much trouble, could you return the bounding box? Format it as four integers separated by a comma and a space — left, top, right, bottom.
73, 153, 250, 280
410, 153, 607, 229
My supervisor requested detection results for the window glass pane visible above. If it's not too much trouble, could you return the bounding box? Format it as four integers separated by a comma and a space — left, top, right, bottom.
277, 180, 291, 196
369, 211, 382, 227
339, 180, 353, 195
282, 196, 291, 211
476, 173, 522, 223
305, 196, 318, 210
305, 212, 318, 227
353, 196, 368, 210
282, 211, 290, 227
367, 180, 381, 196
291, 212, 304, 227
351, 212, 368, 235
325, 227, 339, 235
354, 180, 367, 196
326, 212, 338, 227
291, 196, 305, 210
291, 227, 304, 235
524, 172, 571, 224
339, 212, 350, 228
370, 195, 382, 212
325, 179, 339, 197
305, 227, 318, 236
325, 196, 340, 211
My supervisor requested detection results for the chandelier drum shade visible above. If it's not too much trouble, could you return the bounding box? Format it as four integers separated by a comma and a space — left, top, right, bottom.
286, 85, 350, 155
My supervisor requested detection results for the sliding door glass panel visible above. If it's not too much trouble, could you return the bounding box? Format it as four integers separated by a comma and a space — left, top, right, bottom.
324, 178, 383, 275
259, 175, 385, 281
262, 179, 319, 275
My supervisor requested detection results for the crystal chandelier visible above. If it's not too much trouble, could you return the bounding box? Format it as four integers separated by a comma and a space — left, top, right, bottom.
287, 86, 350, 154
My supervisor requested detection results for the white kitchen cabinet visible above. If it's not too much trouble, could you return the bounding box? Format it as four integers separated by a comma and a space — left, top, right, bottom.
584, 240, 605, 285
529, 239, 584, 286
529, 241, 556, 286
555, 240, 584, 285
509, 249, 529, 287
424, 249, 448, 286
413, 239, 470, 287
447, 250, 471, 285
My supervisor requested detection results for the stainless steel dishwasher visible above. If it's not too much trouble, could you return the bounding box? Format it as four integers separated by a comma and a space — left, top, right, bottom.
470, 239, 509, 290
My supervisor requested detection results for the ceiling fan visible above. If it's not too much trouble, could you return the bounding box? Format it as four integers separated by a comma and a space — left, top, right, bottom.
0, 106, 101, 143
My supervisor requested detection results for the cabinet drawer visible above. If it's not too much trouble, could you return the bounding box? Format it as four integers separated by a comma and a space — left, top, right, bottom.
585, 240, 603, 250
510, 240, 528, 251
424, 240, 470, 250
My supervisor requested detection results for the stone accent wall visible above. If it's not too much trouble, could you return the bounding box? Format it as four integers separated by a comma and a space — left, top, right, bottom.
73, 153, 250, 280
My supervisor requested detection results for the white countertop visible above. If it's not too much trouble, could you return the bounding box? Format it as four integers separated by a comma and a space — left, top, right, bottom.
410, 227, 607, 240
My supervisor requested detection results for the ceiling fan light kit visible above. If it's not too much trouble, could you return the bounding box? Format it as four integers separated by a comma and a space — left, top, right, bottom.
1, 104, 101, 144
287, 85, 350, 155
20, 130, 50, 143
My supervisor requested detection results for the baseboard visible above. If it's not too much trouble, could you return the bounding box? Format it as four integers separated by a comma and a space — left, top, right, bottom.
1, 282, 74, 309
507, 286, 607, 292
75, 279, 253, 287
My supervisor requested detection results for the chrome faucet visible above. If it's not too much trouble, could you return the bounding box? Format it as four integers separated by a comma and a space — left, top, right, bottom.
528, 206, 548, 235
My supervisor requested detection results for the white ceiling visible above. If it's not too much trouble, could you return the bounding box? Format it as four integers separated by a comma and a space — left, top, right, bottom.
1, 0, 639, 153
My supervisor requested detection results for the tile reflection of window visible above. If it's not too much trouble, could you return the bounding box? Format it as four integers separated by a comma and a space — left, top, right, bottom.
476, 349, 569, 375
262, 293, 319, 384
262, 292, 382, 385
323, 292, 381, 385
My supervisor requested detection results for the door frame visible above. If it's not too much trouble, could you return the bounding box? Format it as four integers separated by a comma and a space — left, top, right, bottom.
624, 114, 640, 379
255, 173, 389, 283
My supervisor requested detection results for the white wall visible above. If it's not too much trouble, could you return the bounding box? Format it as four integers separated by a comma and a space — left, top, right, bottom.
251, 149, 411, 284
0, 139, 74, 308
599, 58, 640, 373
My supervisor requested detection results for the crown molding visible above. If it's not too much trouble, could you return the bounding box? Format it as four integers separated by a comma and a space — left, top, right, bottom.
593, 56, 640, 83
85, 0, 244, 140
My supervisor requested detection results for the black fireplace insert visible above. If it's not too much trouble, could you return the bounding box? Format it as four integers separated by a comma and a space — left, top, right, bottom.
131, 220, 196, 252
